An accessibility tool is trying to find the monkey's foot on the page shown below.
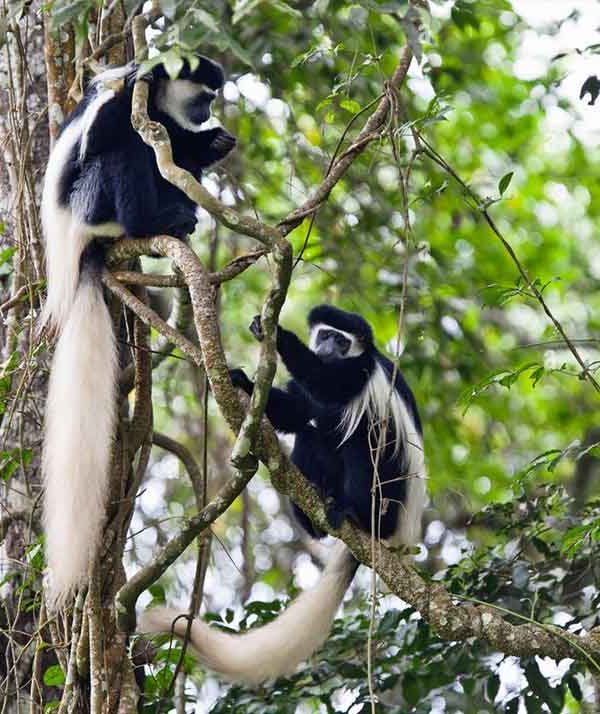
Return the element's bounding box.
[229,368,252,392]
[325,499,349,530]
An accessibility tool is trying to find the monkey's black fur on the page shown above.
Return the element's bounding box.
[59,56,235,240]
[231,305,423,539]
[41,54,236,605]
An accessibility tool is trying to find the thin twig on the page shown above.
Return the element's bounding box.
[152,432,204,509]
[0,284,32,313]
[111,248,267,288]
[57,590,86,714]
[115,458,257,632]
[279,45,413,234]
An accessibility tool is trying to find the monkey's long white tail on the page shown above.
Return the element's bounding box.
[139,542,358,686]
[43,267,118,607]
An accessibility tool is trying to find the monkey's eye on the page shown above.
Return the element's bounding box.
[335,334,351,353]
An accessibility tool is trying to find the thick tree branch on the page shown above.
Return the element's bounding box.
[127,291,153,457]
[102,270,204,366]
[260,429,600,666]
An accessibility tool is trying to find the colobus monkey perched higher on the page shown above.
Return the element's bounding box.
[141,305,426,685]
[42,55,235,606]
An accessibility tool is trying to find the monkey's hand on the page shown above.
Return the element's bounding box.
[209,127,237,161]
[168,217,197,240]
[249,315,264,342]
[229,368,253,395]
[325,498,349,531]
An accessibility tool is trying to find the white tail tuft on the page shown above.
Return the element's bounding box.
[139,542,357,686]
[43,277,118,607]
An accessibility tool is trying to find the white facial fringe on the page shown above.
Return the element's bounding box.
[308,323,364,358]
[339,360,411,459]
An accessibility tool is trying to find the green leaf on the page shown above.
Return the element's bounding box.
[148,583,166,604]
[377,608,404,636]
[451,0,480,30]
[340,98,361,114]
[265,0,301,18]
[43,665,65,687]
[337,662,366,679]
[0,246,16,277]
[498,171,514,196]
[402,671,420,706]
[161,51,184,79]
[486,673,500,702]
[192,8,219,32]
[356,0,405,12]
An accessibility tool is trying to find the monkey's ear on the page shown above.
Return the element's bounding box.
[249,315,264,342]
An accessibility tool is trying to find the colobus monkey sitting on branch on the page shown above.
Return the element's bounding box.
[141,305,426,686]
[42,54,236,606]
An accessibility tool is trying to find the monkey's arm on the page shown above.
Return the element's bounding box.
[230,369,315,433]
[274,326,372,404]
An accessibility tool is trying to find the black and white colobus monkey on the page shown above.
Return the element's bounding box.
[42,55,235,606]
[141,305,426,685]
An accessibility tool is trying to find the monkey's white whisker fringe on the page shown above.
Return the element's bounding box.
[340,361,409,458]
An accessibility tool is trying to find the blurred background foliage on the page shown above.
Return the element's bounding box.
[6,0,600,711]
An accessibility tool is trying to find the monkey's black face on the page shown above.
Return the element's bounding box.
[314,328,352,363]
[185,90,217,125]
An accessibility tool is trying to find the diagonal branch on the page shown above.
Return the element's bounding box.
[418,136,600,394]
[278,45,413,234]
[115,457,257,632]
[257,421,600,667]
